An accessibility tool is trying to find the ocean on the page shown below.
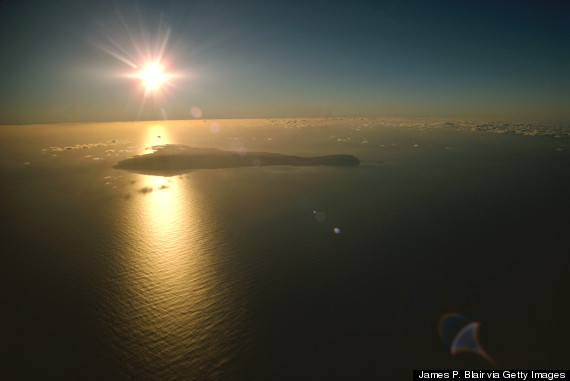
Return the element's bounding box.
[2,118,569,379]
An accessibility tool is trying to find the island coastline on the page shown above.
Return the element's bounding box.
[113,144,360,175]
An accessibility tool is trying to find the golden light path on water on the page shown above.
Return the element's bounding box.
[106,125,239,377]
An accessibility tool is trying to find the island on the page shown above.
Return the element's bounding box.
[113,144,360,175]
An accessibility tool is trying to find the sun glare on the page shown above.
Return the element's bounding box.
[91,12,184,117]
[139,63,165,91]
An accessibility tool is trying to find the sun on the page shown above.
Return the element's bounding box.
[139,63,166,91]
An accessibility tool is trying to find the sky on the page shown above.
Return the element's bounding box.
[0,0,568,124]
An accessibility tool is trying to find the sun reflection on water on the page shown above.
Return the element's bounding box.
[143,124,169,151]
[106,124,237,376]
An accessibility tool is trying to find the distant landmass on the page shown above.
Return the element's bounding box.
[113,144,360,175]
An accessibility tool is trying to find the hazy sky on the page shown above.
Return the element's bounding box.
[1,0,568,124]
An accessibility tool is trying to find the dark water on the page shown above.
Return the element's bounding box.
[2,119,569,379]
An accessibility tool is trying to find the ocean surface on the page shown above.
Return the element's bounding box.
[2,118,569,379]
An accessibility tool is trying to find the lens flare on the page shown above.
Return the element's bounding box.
[314,211,326,222]
[190,107,203,118]
[439,313,494,364]
[209,122,221,134]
